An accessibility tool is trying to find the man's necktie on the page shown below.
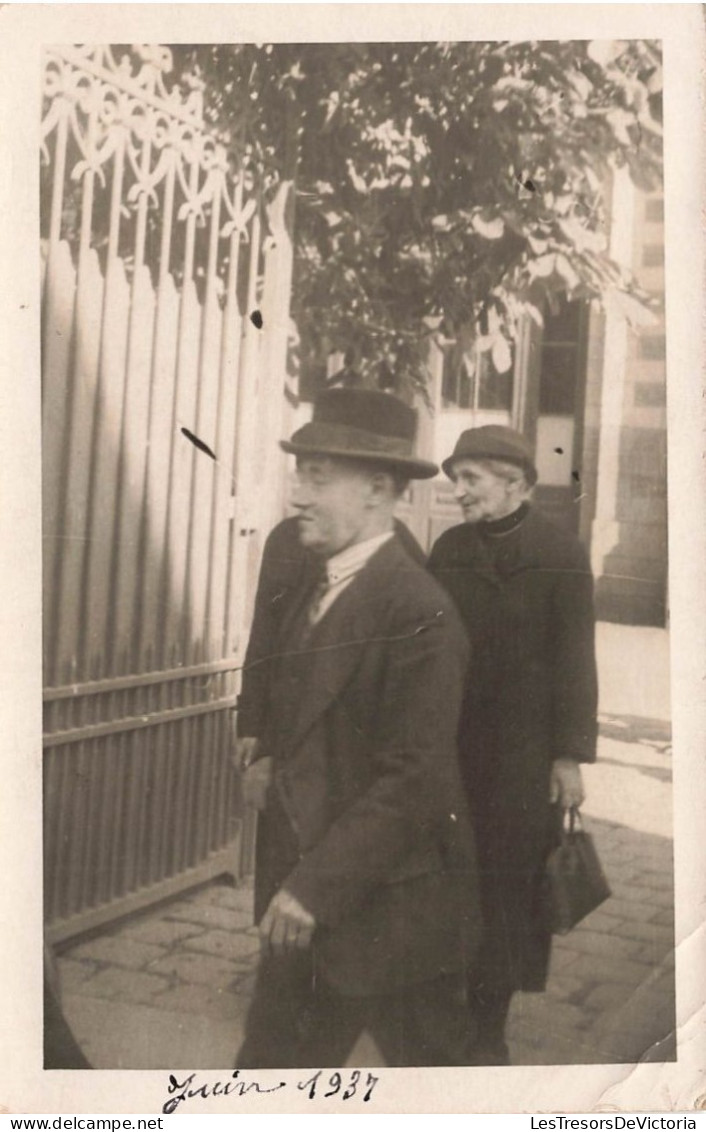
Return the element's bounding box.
[308,560,330,625]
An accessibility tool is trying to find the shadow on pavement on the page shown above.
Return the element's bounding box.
[508,813,675,1065]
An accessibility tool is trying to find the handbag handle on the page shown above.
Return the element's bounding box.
[562,805,583,837]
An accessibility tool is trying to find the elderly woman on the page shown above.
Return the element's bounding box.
[428,425,598,1065]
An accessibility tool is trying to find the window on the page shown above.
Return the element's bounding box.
[479,357,514,410]
[441,346,514,411]
[538,297,585,415]
[442,352,472,409]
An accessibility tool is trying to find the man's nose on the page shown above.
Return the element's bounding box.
[291,481,311,510]
[453,479,467,501]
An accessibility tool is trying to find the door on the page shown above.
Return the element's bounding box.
[533,298,589,533]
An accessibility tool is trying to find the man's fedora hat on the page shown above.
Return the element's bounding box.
[442,424,538,486]
[281,388,438,479]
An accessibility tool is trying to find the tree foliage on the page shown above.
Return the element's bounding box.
[174,40,663,394]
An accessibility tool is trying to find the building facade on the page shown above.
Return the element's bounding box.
[391,171,668,628]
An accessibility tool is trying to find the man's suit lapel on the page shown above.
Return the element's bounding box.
[276,561,319,645]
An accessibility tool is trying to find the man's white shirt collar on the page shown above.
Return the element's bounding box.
[325,530,394,587]
[310,530,394,625]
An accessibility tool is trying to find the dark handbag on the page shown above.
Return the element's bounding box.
[544,807,611,935]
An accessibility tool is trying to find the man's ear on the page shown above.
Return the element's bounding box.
[508,473,525,495]
[366,471,392,507]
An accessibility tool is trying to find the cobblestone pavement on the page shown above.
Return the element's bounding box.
[58,714,674,1070]
[58,625,674,1069]
[507,709,675,1066]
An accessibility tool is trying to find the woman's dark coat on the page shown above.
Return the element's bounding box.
[428,506,598,992]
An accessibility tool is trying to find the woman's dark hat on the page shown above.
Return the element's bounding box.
[281,388,438,479]
[442,425,538,485]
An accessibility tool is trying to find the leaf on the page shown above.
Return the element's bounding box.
[529,254,556,279]
[461,350,476,378]
[525,302,544,328]
[472,214,505,240]
[553,195,574,218]
[494,75,533,94]
[605,288,659,328]
[491,334,513,374]
[587,40,626,67]
[607,108,634,147]
[528,235,550,255]
[584,166,603,193]
[487,305,501,336]
[559,218,608,254]
[647,66,663,95]
[422,315,444,330]
[566,69,594,101]
[346,161,368,194]
[555,254,581,290]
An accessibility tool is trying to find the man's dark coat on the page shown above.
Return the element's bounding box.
[248,533,482,997]
[237,515,426,739]
[428,506,598,992]
[236,517,312,741]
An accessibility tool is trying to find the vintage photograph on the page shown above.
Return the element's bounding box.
[38,35,675,1076]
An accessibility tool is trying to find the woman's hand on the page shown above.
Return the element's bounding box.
[550,758,585,808]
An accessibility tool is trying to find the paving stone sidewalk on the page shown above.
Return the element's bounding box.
[58,710,675,1070]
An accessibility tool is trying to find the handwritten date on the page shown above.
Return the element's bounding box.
[163,1069,379,1113]
[298,1069,379,1102]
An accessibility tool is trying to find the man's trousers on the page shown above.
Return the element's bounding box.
[236,950,476,1068]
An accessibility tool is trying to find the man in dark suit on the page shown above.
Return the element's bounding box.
[235,389,481,1068]
[235,515,426,762]
[428,426,598,1065]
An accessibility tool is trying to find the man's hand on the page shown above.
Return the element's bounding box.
[241,756,273,810]
[233,736,260,772]
[259,889,316,956]
[550,758,585,808]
